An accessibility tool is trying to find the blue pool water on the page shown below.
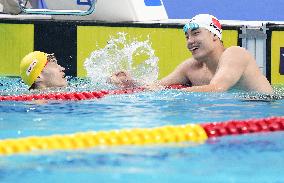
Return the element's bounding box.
[0,77,284,182]
[1,132,284,183]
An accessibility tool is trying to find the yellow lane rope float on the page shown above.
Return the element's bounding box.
[0,124,207,155]
[1,117,283,156]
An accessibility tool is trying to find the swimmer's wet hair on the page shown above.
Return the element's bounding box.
[47,53,57,63]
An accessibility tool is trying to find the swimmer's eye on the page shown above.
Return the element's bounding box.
[185,30,200,40]
[192,30,200,35]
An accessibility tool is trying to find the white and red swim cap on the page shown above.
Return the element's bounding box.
[183,14,222,40]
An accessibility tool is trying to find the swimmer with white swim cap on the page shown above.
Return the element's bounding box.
[111,14,273,94]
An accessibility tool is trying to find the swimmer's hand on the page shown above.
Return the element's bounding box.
[143,81,165,91]
[108,71,137,89]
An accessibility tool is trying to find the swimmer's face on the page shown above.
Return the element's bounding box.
[185,28,216,60]
[34,55,67,89]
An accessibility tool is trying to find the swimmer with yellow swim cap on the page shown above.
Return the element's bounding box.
[20,51,68,90]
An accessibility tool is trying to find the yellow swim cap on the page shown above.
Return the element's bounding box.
[20,51,48,87]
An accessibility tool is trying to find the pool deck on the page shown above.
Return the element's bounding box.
[1,14,284,27]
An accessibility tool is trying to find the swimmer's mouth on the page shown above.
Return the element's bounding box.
[189,46,199,52]
[61,72,66,78]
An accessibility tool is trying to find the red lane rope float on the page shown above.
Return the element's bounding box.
[201,116,284,138]
[0,116,283,155]
[0,85,186,102]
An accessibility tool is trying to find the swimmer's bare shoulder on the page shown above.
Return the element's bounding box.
[220,46,251,65]
[221,46,273,94]
[181,58,205,79]
[177,58,202,74]
[223,46,248,54]
[159,58,198,86]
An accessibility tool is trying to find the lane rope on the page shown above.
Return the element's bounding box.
[201,116,284,137]
[0,85,185,101]
[0,124,207,155]
[0,116,283,155]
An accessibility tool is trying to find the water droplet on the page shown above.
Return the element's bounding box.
[84,32,159,90]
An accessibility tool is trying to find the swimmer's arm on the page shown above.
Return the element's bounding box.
[182,47,249,92]
[181,84,221,92]
[147,60,192,90]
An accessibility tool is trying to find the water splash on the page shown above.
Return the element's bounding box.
[84,32,159,89]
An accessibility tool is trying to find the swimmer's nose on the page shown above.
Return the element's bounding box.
[187,36,195,44]
[59,65,65,71]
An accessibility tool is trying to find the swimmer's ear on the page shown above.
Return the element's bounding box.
[36,73,43,81]
[30,77,44,90]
